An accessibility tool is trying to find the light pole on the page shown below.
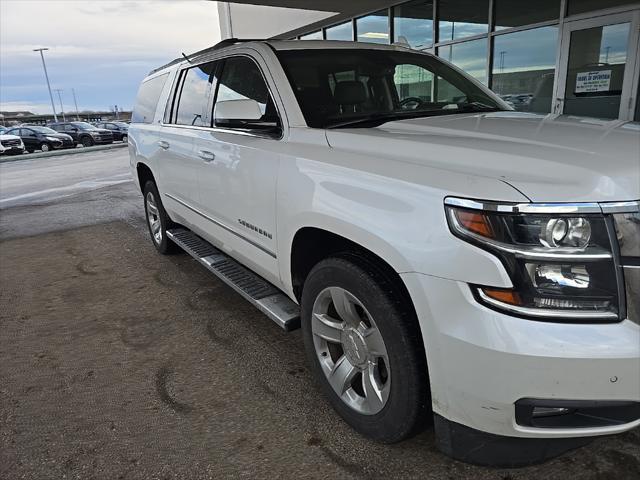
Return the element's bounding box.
[72,88,80,120]
[33,48,58,122]
[54,89,66,121]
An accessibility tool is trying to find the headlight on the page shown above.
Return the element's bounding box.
[445,197,621,321]
[45,136,61,142]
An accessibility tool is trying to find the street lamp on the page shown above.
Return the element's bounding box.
[33,48,58,122]
[54,89,66,121]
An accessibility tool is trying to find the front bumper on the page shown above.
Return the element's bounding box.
[401,272,640,440]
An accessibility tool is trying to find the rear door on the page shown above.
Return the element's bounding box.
[156,61,217,219]
[192,54,284,284]
[20,129,38,150]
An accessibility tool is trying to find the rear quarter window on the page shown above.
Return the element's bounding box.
[132,73,169,124]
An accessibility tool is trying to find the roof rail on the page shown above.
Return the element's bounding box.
[147,38,267,76]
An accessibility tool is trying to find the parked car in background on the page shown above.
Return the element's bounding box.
[93,121,129,142]
[49,121,113,147]
[0,131,25,155]
[130,39,640,468]
[5,126,73,152]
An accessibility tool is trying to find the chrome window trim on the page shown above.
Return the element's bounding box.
[476,288,619,320]
[445,207,612,260]
[160,122,264,138]
[445,196,640,214]
[164,193,277,258]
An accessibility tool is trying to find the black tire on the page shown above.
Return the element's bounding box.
[301,255,430,443]
[121,134,128,143]
[81,135,94,147]
[40,142,51,152]
[142,180,179,255]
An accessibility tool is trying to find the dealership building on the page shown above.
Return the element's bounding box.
[217,0,640,121]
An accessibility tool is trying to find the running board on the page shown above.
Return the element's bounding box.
[166,228,300,331]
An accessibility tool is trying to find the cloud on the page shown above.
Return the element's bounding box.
[0,0,221,112]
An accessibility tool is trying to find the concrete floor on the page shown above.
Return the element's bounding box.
[1,149,639,479]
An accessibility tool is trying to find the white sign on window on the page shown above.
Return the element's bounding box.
[575,70,611,93]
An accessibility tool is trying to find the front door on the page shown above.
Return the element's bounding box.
[554,11,640,120]
[192,54,283,285]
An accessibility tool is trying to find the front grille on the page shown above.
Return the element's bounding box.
[1,139,22,147]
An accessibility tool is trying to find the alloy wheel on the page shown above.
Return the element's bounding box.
[311,286,390,415]
[146,191,162,244]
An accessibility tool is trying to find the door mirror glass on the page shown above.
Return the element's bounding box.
[214,99,263,125]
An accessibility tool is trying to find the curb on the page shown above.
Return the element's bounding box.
[0,142,128,164]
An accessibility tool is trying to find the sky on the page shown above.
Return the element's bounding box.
[0,0,221,114]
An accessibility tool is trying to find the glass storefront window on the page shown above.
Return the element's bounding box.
[563,22,631,119]
[300,31,323,40]
[356,10,389,44]
[568,0,637,16]
[494,0,560,30]
[325,21,353,41]
[438,0,489,42]
[491,26,559,113]
[438,38,488,84]
[393,0,434,50]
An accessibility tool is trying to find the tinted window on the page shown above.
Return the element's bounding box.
[64,124,76,132]
[277,49,502,129]
[492,26,559,113]
[356,10,389,44]
[300,31,323,40]
[175,62,217,126]
[494,0,560,30]
[393,1,434,50]
[439,0,489,42]
[568,0,636,16]
[132,73,169,124]
[325,22,352,41]
[22,129,36,137]
[50,124,63,132]
[215,56,279,124]
[438,38,488,84]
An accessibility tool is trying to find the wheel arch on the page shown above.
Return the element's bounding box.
[136,162,156,193]
[289,226,416,316]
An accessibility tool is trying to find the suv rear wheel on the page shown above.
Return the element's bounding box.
[301,255,430,443]
[143,180,179,254]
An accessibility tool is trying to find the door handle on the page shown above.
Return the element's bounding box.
[198,150,216,162]
[157,140,170,150]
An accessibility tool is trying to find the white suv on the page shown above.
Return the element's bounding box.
[129,39,640,467]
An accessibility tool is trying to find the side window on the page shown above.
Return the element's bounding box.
[22,129,36,137]
[132,73,169,124]
[174,61,217,127]
[215,56,280,128]
[64,125,76,132]
[394,64,434,104]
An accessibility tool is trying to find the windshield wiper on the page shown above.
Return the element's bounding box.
[326,111,443,129]
[456,101,502,112]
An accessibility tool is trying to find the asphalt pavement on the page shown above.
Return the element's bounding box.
[1,148,639,479]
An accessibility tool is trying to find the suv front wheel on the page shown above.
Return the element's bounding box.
[81,136,94,147]
[301,255,430,443]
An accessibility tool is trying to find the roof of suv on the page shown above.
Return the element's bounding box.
[148,38,411,76]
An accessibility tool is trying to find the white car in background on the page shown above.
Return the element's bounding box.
[0,130,25,156]
[129,39,640,467]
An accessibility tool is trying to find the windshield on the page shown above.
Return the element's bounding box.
[71,122,98,130]
[276,49,505,129]
[31,126,58,134]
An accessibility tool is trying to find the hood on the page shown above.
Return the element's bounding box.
[48,133,72,140]
[0,134,22,141]
[325,112,640,203]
